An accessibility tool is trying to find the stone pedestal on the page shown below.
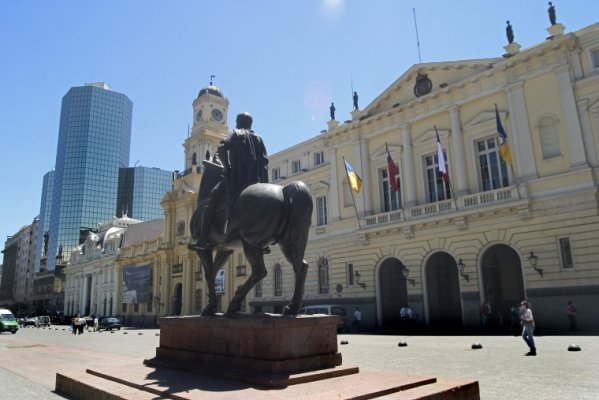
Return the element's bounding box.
[547,23,565,39]
[503,42,521,57]
[351,109,361,120]
[147,314,343,375]
[55,314,481,398]
[327,119,339,130]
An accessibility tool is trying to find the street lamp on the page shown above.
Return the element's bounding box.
[527,251,543,277]
[354,270,366,290]
[458,259,469,283]
[401,267,416,286]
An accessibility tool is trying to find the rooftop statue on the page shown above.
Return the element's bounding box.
[506,20,514,44]
[548,2,557,25]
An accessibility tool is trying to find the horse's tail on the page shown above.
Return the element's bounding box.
[280,181,313,249]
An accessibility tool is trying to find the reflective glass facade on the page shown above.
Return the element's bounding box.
[34,170,54,272]
[47,84,132,269]
[116,166,173,221]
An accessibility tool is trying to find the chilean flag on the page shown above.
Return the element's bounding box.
[386,143,399,192]
[436,127,449,182]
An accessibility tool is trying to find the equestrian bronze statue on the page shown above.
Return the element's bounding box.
[189,112,313,316]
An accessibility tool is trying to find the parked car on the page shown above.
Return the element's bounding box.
[36,316,51,327]
[0,309,19,334]
[24,317,37,326]
[98,317,122,331]
[298,305,349,332]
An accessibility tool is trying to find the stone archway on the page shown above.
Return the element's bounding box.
[173,283,183,316]
[480,244,524,332]
[378,257,408,330]
[425,252,463,329]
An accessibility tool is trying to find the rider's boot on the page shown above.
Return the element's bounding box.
[188,210,214,251]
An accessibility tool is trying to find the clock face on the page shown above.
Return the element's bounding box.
[211,108,224,122]
[196,109,202,122]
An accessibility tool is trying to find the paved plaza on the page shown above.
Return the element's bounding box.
[0,325,596,399]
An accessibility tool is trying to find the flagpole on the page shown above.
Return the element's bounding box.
[343,156,362,230]
[496,104,521,199]
[505,112,521,199]
[435,125,459,211]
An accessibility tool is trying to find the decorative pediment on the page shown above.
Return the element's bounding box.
[463,110,507,131]
[370,143,402,160]
[413,128,450,147]
[362,59,499,118]
[311,181,330,195]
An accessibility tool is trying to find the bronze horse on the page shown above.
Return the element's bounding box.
[190,160,313,316]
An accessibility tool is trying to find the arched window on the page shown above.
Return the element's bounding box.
[274,264,283,296]
[538,115,561,159]
[318,257,330,294]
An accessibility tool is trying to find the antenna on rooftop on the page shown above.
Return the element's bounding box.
[413,8,422,64]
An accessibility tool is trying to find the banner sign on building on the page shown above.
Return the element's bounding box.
[122,264,152,304]
[215,268,225,294]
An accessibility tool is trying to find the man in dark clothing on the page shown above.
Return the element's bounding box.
[189,112,268,251]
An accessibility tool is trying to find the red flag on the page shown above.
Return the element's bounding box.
[436,128,449,182]
[386,144,398,192]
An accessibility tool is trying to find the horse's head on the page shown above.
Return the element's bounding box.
[199,159,224,200]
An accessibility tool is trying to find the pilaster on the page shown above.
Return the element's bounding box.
[555,66,588,168]
[506,82,537,180]
[448,106,469,195]
[401,123,417,207]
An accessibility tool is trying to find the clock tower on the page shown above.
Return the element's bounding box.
[184,84,229,173]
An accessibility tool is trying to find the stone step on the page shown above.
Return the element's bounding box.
[55,364,479,400]
[383,378,480,400]
[55,370,159,400]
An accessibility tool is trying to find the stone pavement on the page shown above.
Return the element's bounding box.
[1,325,597,399]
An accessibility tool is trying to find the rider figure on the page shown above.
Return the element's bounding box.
[189,112,269,251]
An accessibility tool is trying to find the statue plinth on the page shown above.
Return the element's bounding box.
[144,313,353,387]
[547,23,565,39]
[351,109,361,120]
[327,119,339,130]
[503,42,521,57]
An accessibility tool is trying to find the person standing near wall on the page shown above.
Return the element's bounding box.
[520,300,536,356]
[567,300,578,331]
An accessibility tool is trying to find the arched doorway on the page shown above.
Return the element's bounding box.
[173,283,183,316]
[480,244,524,332]
[378,257,408,330]
[425,252,463,329]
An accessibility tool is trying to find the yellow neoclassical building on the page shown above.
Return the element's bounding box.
[118,20,599,333]
[249,21,599,333]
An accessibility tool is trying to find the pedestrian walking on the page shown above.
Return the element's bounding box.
[353,307,362,331]
[567,300,578,331]
[520,300,536,356]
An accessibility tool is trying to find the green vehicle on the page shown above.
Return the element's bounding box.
[0,308,19,334]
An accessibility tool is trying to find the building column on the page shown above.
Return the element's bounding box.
[448,106,469,195]
[577,99,598,167]
[328,146,340,222]
[506,83,537,180]
[81,274,89,315]
[354,138,373,216]
[401,123,417,207]
[163,259,172,315]
[555,66,588,168]
[183,255,194,314]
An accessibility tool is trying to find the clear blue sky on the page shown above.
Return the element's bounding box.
[1,0,598,246]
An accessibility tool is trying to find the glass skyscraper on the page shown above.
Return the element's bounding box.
[116,166,173,221]
[46,83,132,270]
[33,170,54,272]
